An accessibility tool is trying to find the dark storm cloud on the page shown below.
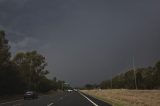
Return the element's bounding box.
[0,0,160,86]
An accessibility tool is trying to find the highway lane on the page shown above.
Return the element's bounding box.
[0,91,111,106]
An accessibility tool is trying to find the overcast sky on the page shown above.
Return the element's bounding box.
[0,0,160,87]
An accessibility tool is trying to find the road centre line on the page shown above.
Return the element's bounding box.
[79,92,99,106]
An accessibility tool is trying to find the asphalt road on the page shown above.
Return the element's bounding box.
[0,91,111,106]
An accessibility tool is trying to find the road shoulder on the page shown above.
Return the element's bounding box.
[79,91,112,106]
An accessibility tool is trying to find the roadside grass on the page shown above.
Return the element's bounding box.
[81,90,124,106]
[81,89,160,106]
[86,92,123,106]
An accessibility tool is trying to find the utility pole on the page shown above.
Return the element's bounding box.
[133,57,138,89]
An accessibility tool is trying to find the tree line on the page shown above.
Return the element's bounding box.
[84,60,160,90]
[0,30,68,96]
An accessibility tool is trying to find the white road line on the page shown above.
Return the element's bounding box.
[47,102,54,106]
[0,99,23,105]
[79,92,99,106]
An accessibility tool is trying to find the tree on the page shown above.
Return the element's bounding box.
[124,70,135,89]
[154,61,160,88]
[13,51,49,90]
[0,30,60,94]
[136,68,144,89]
[143,67,154,89]
[0,30,26,95]
[84,84,98,89]
[112,74,125,89]
[0,30,12,95]
[0,30,10,67]
[100,80,111,89]
[38,76,54,92]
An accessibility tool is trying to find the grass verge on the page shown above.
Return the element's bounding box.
[81,90,124,106]
[81,89,160,106]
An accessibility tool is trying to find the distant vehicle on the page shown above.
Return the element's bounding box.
[73,89,78,92]
[67,89,73,92]
[24,91,38,100]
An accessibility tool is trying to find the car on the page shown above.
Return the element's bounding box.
[67,89,73,92]
[73,89,78,92]
[24,91,38,100]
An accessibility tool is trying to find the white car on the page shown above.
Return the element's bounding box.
[67,89,73,92]
[73,89,78,92]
